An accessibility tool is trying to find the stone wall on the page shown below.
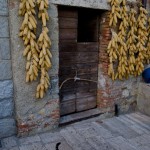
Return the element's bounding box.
[0,0,16,138]
[0,0,145,138]
[97,12,140,115]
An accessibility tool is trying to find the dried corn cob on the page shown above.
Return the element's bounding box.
[36,0,52,98]
[19,0,39,82]
[126,8,137,75]
[108,0,121,27]
[135,6,148,76]
[116,0,129,79]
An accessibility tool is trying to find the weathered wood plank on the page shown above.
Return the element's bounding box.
[59,43,77,52]
[60,100,76,116]
[59,29,77,40]
[59,18,78,29]
[59,63,98,76]
[77,43,99,52]
[58,7,78,18]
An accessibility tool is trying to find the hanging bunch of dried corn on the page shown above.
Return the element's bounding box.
[19,0,51,99]
[115,0,129,80]
[146,18,150,64]
[19,0,40,82]
[118,0,128,40]
[135,6,148,76]
[108,0,149,79]
[126,8,137,75]
[108,0,121,27]
[107,0,121,80]
[36,0,52,98]
[107,31,119,80]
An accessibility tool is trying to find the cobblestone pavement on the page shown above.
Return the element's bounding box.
[0,112,150,150]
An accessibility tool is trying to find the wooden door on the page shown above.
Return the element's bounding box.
[59,6,99,116]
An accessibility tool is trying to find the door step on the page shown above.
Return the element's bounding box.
[59,108,102,126]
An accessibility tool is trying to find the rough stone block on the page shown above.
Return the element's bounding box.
[48,76,59,97]
[49,51,59,76]
[19,135,41,145]
[19,142,46,150]
[0,98,14,119]
[0,38,10,60]
[0,0,8,16]
[48,4,58,18]
[40,131,63,144]
[45,140,72,150]
[0,80,13,99]
[49,17,58,41]
[0,17,9,37]
[0,118,16,138]
[0,61,12,80]
[9,147,20,150]
[49,0,110,10]
[2,136,18,149]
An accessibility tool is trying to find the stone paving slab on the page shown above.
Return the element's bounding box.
[106,136,137,150]
[102,117,140,139]
[87,136,115,150]
[45,140,72,150]
[1,112,150,150]
[2,136,17,148]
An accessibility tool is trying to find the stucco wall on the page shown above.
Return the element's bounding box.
[9,0,59,136]
[137,83,150,116]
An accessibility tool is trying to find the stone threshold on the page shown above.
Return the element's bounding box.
[59,108,102,126]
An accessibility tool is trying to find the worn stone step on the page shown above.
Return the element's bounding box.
[126,114,150,131]
[136,112,150,120]
[91,122,113,139]
[116,115,150,135]
[128,134,150,147]
[60,128,84,150]
[60,108,102,125]
[131,113,150,126]
[101,117,140,139]
[45,140,72,150]
[87,136,115,150]
[65,126,96,150]
[106,136,137,150]
[39,132,64,144]
[19,142,46,150]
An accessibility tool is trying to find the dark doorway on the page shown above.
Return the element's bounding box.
[59,6,100,117]
[78,8,99,42]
